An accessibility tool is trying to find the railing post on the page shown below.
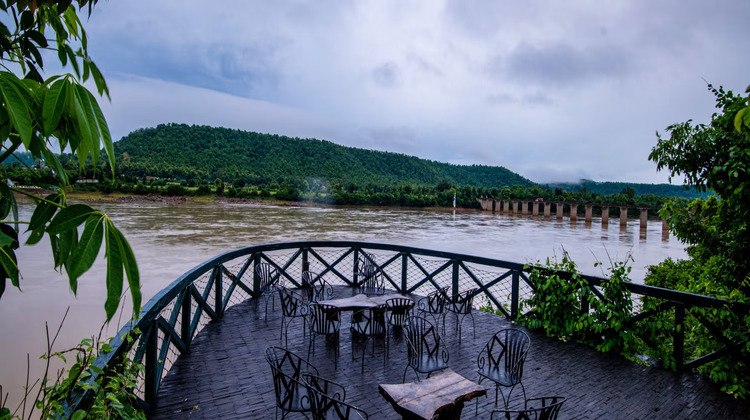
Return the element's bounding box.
[401,252,408,293]
[511,271,519,320]
[214,265,223,318]
[302,248,310,287]
[674,303,685,371]
[353,249,360,287]
[452,259,459,300]
[144,320,158,408]
[252,253,261,295]
[181,289,191,349]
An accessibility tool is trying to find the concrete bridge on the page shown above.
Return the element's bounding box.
[477,198,668,237]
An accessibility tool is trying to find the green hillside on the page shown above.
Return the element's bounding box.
[113,123,534,188]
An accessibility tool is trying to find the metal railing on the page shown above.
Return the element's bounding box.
[64,241,750,413]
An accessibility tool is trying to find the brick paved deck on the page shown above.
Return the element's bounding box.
[149,287,748,419]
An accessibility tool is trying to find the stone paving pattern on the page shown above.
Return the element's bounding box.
[149,287,749,419]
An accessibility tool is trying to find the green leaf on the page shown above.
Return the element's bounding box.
[85,87,113,175]
[42,78,69,136]
[0,72,33,147]
[104,222,124,320]
[42,147,69,185]
[70,83,92,166]
[57,228,78,269]
[111,223,140,314]
[0,246,19,287]
[735,108,747,133]
[47,204,95,234]
[28,193,60,232]
[69,214,104,282]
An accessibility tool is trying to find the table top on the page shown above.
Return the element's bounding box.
[378,368,487,420]
[318,293,410,311]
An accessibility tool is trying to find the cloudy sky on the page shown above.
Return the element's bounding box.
[78,0,748,184]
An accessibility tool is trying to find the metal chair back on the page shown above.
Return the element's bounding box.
[264,347,319,419]
[403,316,449,382]
[490,396,566,420]
[303,373,369,420]
[303,270,333,302]
[308,303,342,368]
[478,328,531,408]
[386,297,415,328]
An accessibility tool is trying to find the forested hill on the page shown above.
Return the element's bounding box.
[113,123,534,188]
[548,180,709,200]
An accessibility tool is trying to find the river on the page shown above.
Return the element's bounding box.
[0,199,687,411]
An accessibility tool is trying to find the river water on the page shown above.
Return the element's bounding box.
[0,199,687,410]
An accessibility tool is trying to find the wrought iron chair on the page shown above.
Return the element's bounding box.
[444,288,477,344]
[385,297,415,332]
[350,304,388,374]
[477,328,531,409]
[264,346,319,420]
[308,303,342,368]
[403,316,449,382]
[416,286,448,334]
[278,286,309,347]
[303,270,333,302]
[302,373,369,419]
[357,252,384,295]
[489,396,566,420]
[256,262,281,321]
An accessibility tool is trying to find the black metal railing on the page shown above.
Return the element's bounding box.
[63,241,750,414]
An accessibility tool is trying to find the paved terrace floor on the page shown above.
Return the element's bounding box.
[149,287,748,419]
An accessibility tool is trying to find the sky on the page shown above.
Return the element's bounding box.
[74,0,749,184]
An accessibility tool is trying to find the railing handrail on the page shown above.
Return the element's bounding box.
[63,241,750,415]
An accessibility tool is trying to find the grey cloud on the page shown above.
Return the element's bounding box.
[499,43,632,87]
[372,62,401,88]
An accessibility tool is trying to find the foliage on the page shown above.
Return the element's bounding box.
[649,83,750,293]
[0,1,140,321]
[519,251,594,341]
[112,123,535,189]
[0,313,145,419]
[645,82,750,397]
[644,258,750,398]
[519,253,644,360]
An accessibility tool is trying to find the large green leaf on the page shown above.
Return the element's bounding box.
[75,84,101,166]
[110,224,141,313]
[27,193,60,232]
[0,246,19,288]
[69,214,104,283]
[0,72,33,147]
[56,228,78,270]
[42,78,69,136]
[85,87,114,175]
[70,83,92,167]
[104,221,124,320]
[47,203,95,234]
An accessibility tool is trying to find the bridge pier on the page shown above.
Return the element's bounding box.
[556,202,564,220]
[620,207,628,226]
[570,204,578,221]
[532,201,539,217]
[662,218,669,241]
[503,200,510,213]
[544,203,550,219]
[602,207,609,225]
[521,201,528,215]
[585,204,593,223]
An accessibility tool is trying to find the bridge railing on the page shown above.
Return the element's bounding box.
[63,241,749,413]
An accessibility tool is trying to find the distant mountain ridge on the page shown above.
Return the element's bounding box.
[108,123,704,199]
[113,123,534,188]
[546,180,709,200]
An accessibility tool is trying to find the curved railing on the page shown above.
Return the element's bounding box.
[64,241,750,413]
